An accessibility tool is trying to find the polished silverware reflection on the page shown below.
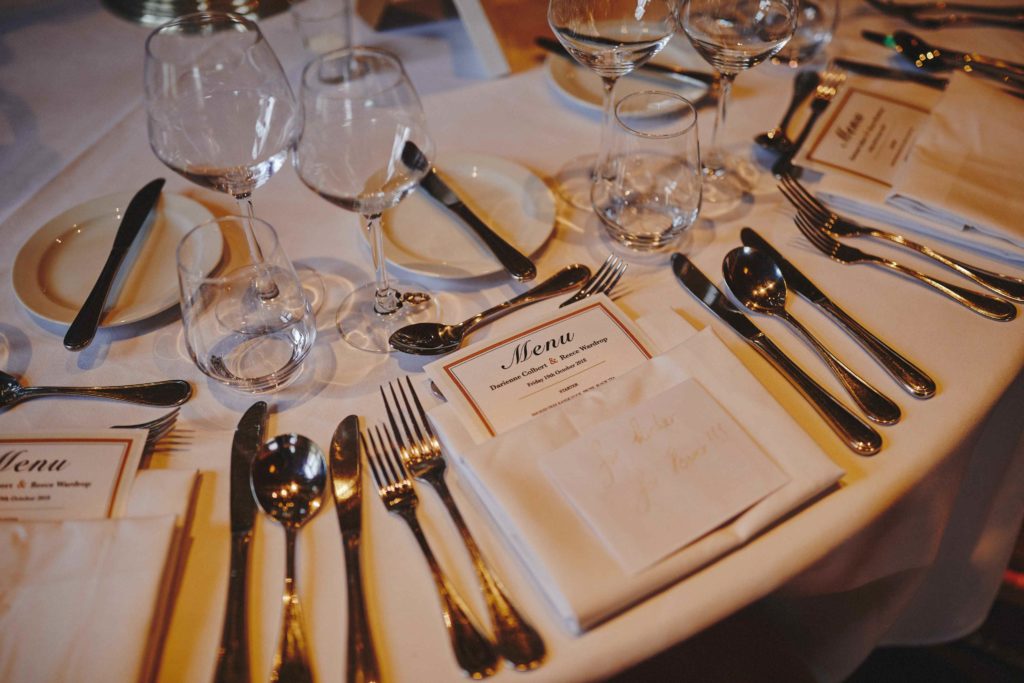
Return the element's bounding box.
[251,434,327,683]
[779,175,1024,302]
[363,423,500,679]
[380,378,546,670]
[724,246,902,425]
[793,214,1017,321]
[0,370,191,411]
[740,228,936,398]
[755,70,820,154]
[560,255,627,308]
[388,264,591,355]
[772,69,846,177]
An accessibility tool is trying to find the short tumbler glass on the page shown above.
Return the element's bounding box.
[177,216,316,393]
[592,91,702,250]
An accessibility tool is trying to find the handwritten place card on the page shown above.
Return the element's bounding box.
[542,379,789,575]
[426,296,653,437]
[800,88,930,186]
[0,432,144,521]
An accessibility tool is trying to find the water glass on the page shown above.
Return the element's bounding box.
[177,216,316,393]
[592,91,702,250]
[773,0,839,66]
[289,0,353,55]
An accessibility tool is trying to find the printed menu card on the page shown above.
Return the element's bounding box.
[426,297,653,438]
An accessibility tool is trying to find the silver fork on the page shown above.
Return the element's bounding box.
[381,378,546,671]
[363,423,500,679]
[112,408,180,451]
[560,255,627,307]
[793,213,1017,321]
[773,69,846,177]
[778,174,1024,302]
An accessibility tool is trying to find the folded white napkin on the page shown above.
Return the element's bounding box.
[428,310,844,632]
[0,469,198,683]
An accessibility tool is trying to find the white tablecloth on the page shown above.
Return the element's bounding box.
[1,2,1023,681]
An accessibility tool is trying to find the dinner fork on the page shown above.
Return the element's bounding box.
[793,213,1017,321]
[112,408,180,451]
[363,424,500,679]
[773,69,846,177]
[778,175,1024,302]
[560,255,627,308]
[381,378,546,670]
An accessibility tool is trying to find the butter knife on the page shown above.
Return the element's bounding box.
[671,253,882,456]
[329,415,381,683]
[63,178,165,351]
[740,228,936,399]
[214,401,268,683]
[401,142,537,282]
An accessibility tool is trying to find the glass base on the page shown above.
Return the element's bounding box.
[336,280,439,353]
[700,152,761,213]
[553,153,599,210]
[295,265,326,316]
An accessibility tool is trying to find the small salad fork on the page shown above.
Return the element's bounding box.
[561,254,627,307]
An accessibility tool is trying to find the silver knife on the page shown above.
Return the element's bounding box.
[670,253,882,456]
[214,401,268,683]
[330,415,381,683]
[64,178,165,351]
[740,228,936,399]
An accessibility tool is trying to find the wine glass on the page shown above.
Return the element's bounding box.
[294,47,438,353]
[681,0,797,203]
[144,12,323,309]
[548,0,677,208]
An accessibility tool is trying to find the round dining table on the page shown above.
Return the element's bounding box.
[1,1,1023,681]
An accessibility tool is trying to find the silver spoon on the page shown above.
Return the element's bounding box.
[389,263,591,355]
[723,247,902,426]
[755,70,820,154]
[0,370,191,411]
[251,434,327,683]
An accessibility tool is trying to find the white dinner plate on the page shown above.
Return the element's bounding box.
[12,191,218,327]
[544,41,713,114]
[380,152,556,280]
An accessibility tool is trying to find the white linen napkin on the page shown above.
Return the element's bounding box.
[886,73,1024,254]
[0,468,198,683]
[427,309,844,633]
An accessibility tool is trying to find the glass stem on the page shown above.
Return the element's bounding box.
[235,194,279,300]
[595,75,619,180]
[365,212,401,316]
[706,71,736,177]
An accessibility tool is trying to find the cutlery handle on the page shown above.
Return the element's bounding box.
[341,534,381,683]
[274,529,316,683]
[399,509,499,679]
[462,264,591,336]
[429,474,546,670]
[451,203,537,282]
[63,246,131,351]
[25,379,193,405]
[751,334,882,455]
[875,231,1024,302]
[819,299,936,398]
[214,533,253,683]
[779,311,901,425]
[874,258,1017,321]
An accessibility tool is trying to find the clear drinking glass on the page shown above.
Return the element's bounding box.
[294,47,438,353]
[592,90,702,250]
[772,0,839,67]
[548,0,677,208]
[289,0,353,55]
[177,216,316,393]
[681,0,796,202]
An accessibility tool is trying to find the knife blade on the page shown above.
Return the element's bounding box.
[329,415,381,683]
[833,58,948,90]
[670,253,882,456]
[214,400,268,683]
[535,36,717,87]
[63,178,165,351]
[739,228,936,399]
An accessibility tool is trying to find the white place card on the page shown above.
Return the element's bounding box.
[0,431,145,521]
[799,87,930,186]
[427,296,653,437]
[542,379,790,575]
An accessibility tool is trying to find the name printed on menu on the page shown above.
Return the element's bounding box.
[427,299,652,437]
[0,435,143,521]
[805,89,930,185]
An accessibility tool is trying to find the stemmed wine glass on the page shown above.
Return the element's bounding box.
[144,12,322,309]
[681,0,797,203]
[294,47,438,353]
[548,0,677,208]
